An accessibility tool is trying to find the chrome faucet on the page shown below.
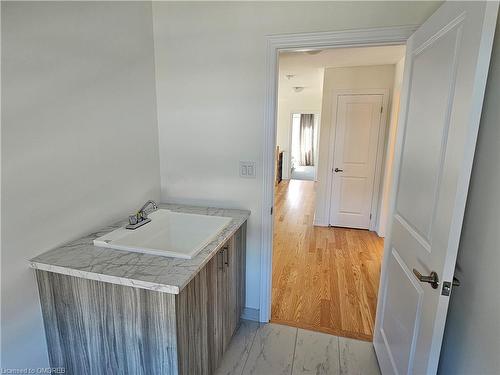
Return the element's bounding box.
[126,200,158,230]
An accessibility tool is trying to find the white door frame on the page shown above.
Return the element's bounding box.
[260,26,417,322]
[326,89,390,231]
[287,110,321,181]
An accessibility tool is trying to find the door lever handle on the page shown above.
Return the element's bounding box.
[413,268,439,289]
[334,168,344,172]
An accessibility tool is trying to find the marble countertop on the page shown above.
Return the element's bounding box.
[29,204,250,294]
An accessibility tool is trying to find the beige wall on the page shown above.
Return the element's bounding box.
[315,64,395,226]
[1,2,160,367]
[378,57,405,237]
[438,12,500,375]
[152,1,441,311]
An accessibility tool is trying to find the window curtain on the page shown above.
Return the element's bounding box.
[299,114,315,166]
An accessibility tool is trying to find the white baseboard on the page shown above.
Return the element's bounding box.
[313,219,329,227]
[241,307,260,322]
[313,212,329,227]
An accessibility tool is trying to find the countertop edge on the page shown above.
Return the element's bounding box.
[28,204,250,295]
[29,261,181,294]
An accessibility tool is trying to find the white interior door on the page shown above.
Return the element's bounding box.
[329,94,383,229]
[374,2,498,375]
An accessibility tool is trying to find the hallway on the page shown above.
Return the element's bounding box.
[271,180,384,340]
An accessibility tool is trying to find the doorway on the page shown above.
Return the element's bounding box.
[289,113,319,181]
[271,45,406,340]
[264,4,496,373]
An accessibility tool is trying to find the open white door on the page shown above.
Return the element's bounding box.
[374,2,498,375]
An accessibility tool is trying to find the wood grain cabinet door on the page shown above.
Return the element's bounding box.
[225,236,239,345]
[219,225,247,357]
[213,247,227,367]
[177,225,247,375]
[226,227,246,337]
[205,254,221,375]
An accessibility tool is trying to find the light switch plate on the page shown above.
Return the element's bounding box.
[240,161,256,178]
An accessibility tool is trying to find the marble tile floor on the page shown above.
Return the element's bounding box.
[215,320,381,375]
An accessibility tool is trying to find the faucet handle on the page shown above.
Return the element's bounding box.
[129,214,139,225]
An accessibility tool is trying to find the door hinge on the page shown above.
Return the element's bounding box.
[370,213,372,219]
[380,106,383,113]
[270,206,273,215]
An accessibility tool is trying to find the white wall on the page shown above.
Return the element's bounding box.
[276,91,323,179]
[152,1,441,311]
[1,2,160,368]
[276,67,324,179]
[438,12,500,375]
[378,57,405,237]
[314,64,395,226]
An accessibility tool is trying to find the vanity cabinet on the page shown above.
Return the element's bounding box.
[35,223,246,375]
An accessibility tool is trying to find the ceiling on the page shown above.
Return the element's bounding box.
[278,45,406,96]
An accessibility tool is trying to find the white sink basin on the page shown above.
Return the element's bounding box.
[93,209,231,259]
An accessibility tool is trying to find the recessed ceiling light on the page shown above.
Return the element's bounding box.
[295,49,323,55]
[285,74,296,80]
[293,86,305,93]
[305,49,323,55]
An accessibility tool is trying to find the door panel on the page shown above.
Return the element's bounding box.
[374,2,498,374]
[343,102,373,163]
[339,177,366,214]
[380,249,423,375]
[396,23,461,241]
[330,94,383,229]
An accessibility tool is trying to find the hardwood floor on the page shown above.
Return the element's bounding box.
[271,180,384,341]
